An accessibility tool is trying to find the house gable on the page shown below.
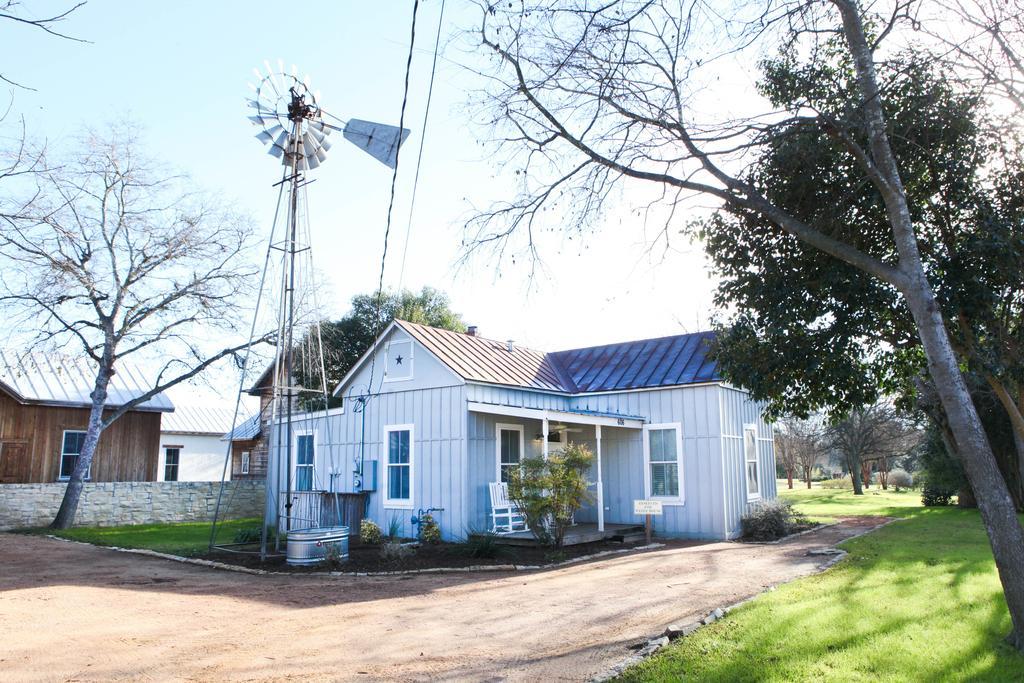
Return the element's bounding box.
[333,322,464,400]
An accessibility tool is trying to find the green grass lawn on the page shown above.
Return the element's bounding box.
[778,479,924,520]
[618,482,1024,682]
[33,517,261,557]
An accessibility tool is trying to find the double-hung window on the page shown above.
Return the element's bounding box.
[496,424,523,483]
[295,434,314,491]
[58,430,89,481]
[384,425,413,507]
[744,424,760,499]
[644,423,684,503]
[240,451,251,475]
[163,447,180,482]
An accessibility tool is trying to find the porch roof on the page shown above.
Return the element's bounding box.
[467,400,645,429]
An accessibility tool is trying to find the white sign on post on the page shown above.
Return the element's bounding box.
[633,499,663,516]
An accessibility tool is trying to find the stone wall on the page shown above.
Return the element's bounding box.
[0,480,265,529]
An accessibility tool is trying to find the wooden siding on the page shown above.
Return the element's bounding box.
[0,391,161,483]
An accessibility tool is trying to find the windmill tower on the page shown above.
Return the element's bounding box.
[215,61,410,560]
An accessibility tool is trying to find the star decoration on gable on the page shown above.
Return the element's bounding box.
[395,355,404,365]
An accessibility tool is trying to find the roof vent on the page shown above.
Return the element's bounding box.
[467,325,478,337]
[506,339,514,352]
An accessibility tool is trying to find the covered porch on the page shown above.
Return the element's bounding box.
[468,401,646,534]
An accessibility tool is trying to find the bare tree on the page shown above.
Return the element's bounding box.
[469,0,1024,648]
[1,1,88,90]
[777,416,827,489]
[0,126,267,528]
[828,403,918,493]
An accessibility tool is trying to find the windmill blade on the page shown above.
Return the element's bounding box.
[342,118,411,169]
[255,130,274,145]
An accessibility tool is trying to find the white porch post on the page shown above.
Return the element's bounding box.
[542,415,550,460]
[596,424,604,532]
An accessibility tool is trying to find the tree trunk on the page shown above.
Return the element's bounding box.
[847,453,864,495]
[861,460,872,490]
[787,468,794,489]
[50,364,111,529]
[904,289,1024,650]
[804,465,813,488]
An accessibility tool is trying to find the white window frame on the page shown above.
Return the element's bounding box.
[495,423,525,483]
[382,338,414,383]
[744,423,761,501]
[163,446,181,482]
[293,429,316,492]
[58,429,91,481]
[240,450,251,475]
[642,422,685,505]
[383,423,414,508]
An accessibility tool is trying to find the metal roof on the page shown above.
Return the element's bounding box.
[396,320,570,392]
[550,331,720,392]
[393,321,720,394]
[222,413,261,441]
[162,405,244,435]
[0,350,174,412]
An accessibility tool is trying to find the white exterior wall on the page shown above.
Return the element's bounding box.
[157,433,231,482]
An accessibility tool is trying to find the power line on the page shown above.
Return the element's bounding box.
[397,0,446,291]
[366,0,422,395]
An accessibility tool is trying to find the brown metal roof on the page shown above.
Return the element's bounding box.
[395,320,569,392]
[395,320,721,394]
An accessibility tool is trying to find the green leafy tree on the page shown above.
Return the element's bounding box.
[506,443,593,548]
[294,287,464,408]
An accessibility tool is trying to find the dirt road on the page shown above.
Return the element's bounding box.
[0,521,884,682]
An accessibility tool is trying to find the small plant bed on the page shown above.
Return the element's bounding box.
[204,536,668,574]
[737,499,821,543]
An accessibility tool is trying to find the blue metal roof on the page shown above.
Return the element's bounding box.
[550,331,720,393]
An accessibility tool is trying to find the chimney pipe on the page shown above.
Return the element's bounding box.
[467,325,478,337]
[506,340,514,352]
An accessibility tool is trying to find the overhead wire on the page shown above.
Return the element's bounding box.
[397,0,446,292]
[365,0,423,398]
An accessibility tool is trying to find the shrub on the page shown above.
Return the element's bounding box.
[455,529,510,559]
[741,499,800,541]
[380,541,414,563]
[922,481,955,506]
[507,442,594,548]
[360,519,382,545]
[386,514,403,541]
[418,513,441,544]
[820,475,853,489]
[888,468,913,491]
[233,526,262,544]
[320,542,346,570]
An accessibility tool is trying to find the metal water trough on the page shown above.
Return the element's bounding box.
[286,525,350,566]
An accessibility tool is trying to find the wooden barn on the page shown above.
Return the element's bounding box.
[0,352,173,484]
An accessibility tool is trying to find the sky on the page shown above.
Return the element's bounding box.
[0,1,743,405]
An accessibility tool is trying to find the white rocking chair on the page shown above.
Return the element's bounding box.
[489,482,527,534]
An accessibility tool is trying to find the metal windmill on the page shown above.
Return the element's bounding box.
[243,60,410,557]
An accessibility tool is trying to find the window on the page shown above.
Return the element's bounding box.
[384,425,413,507]
[163,448,180,482]
[383,338,413,382]
[744,424,760,499]
[241,450,251,475]
[295,434,314,491]
[496,424,523,483]
[643,423,683,503]
[58,430,89,480]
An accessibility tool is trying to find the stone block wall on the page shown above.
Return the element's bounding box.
[0,480,265,529]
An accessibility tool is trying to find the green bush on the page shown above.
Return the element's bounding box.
[507,442,594,548]
[232,526,262,544]
[454,529,511,559]
[418,513,441,544]
[360,519,382,545]
[820,475,853,489]
[922,481,955,506]
[386,514,403,540]
[741,499,801,541]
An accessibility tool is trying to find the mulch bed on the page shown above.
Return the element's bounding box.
[204,538,653,573]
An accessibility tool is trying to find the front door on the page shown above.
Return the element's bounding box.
[0,441,28,483]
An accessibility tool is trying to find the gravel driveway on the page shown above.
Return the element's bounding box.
[0,520,884,682]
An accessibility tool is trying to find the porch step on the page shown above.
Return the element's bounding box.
[615,531,648,544]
